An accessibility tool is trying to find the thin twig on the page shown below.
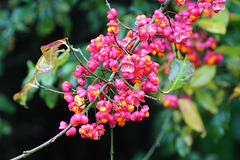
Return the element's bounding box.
[105,0,111,10]
[72,47,88,63]
[10,124,72,160]
[10,82,110,160]
[113,33,131,55]
[36,80,65,95]
[116,19,137,32]
[143,109,172,160]
[100,89,123,108]
[145,94,161,102]
[110,127,114,160]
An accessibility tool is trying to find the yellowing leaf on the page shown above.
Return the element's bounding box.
[13,75,37,108]
[178,98,206,133]
[13,38,68,107]
[35,55,54,75]
[229,84,240,100]
[40,38,67,65]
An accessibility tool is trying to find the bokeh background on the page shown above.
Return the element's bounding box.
[0,0,240,159]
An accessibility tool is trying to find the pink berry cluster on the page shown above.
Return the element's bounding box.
[159,0,226,14]
[59,0,226,140]
[162,31,224,75]
[178,32,223,66]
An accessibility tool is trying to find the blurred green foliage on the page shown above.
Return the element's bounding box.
[0,0,240,160]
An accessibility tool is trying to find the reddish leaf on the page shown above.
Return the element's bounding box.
[13,38,68,107]
[229,84,240,100]
[35,55,57,75]
[40,38,67,64]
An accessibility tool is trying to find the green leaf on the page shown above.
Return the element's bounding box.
[209,111,230,140]
[214,45,240,55]
[181,126,193,147]
[57,14,72,36]
[232,115,240,142]
[211,7,229,27]
[226,55,240,78]
[36,4,55,37]
[229,13,240,22]
[188,65,216,88]
[0,118,13,137]
[55,49,70,71]
[206,80,217,91]
[195,88,218,114]
[23,61,36,84]
[38,70,56,87]
[39,89,58,109]
[37,16,55,36]
[175,135,191,157]
[178,98,206,133]
[231,0,240,6]
[0,93,16,114]
[11,6,36,32]
[167,56,195,93]
[196,19,226,34]
[215,89,225,106]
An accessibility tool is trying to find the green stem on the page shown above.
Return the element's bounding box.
[113,33,131,55]
[105,0,111,10]
[110,127,114,160]
[100,89,123,108]
[158,86,167,95]
[172,42,184,60]
[143,109,172,160]
[10,124,72,160]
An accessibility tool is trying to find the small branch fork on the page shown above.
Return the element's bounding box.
[35,80,65,95]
